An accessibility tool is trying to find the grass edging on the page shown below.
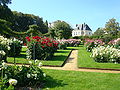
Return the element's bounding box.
[79,67,120,71]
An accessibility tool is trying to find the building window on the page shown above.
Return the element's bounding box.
[81,31,84,35]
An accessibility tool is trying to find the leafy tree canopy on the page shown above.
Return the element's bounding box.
[11,11,48,34]
[104,18,119,36]
[53,20,72,39]
[0,5,13,22]
[93,28,105,37]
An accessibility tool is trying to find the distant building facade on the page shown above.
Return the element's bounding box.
[72,23,92,37]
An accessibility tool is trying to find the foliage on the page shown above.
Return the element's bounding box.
[0,19,42,37]
[93,28,105,37]
[91,46,120,63]
[53,20,72,39]
[0,60,46,88]
[8,38,23,57]
[46,28,57,39]
[11,11,48,34]
[26,36,59,60]
[0,5,13,22]
[105,18,119,36]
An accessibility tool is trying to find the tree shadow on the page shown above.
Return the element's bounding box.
[56,50,70,53]
[51,55,66,61]
[44,75,68,89]
[15,53,26,59]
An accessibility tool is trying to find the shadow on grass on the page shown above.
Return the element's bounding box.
[51,55,66,61]
[15,53,26,59]
[56,50,70,53]
[44,75,68,89]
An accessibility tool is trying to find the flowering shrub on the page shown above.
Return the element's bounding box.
[108,38,120,49]
[58,39,81,49]
[65,39,81,47]
[84,39,104,52]
[57,40,67,49]
[0,36,11,61]
[8,38,23,57]
[26,36,59,60]
[91,46,120,63]
[0,60,46,88]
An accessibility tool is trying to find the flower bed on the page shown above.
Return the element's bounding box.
[26,36,59,60]
[58,39,81,49]
[84,39,104,52]
[108,38,120,49]
[91,46,120,63]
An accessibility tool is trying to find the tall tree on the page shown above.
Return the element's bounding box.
[0,5,13,22]
[53,20,72,39]
[11,11,48,34]
[104,18,119,36]
[93,28,105,37]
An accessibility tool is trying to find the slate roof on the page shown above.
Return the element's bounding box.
[76,23,92,31]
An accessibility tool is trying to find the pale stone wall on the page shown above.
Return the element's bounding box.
[72,30,92,37]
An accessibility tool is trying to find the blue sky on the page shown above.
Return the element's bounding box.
[8,0,120,32]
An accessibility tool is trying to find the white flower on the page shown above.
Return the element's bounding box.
[29,61,32,64]
[9,79,17,85]
[38,62,42,67]
[27,73,31,78]
[2,62,7,69]
[0,50,6,56]
[34,74,37,78]
[35,59,38,63]
[7,46,10,50]
[13,38,17,41]
[2,62,7,66]
[43,73,46,77]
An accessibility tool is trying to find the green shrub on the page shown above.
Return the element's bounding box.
[0,60,46,88]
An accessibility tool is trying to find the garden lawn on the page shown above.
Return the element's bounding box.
[7,47,71,66]
[78,45,120,69]
[43,69,120,90]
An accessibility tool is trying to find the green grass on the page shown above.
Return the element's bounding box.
[7,47,71,66]
[78,45,120,69]
[43,69,120,90]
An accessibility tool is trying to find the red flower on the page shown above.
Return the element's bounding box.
[49,43,53,47]
[24,43,27,46]
[26,37,31,42]
[42,46,45,48]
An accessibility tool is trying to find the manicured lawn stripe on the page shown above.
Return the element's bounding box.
[7,47,72,66]
[78,45,120,69]
[43,69,120,90]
